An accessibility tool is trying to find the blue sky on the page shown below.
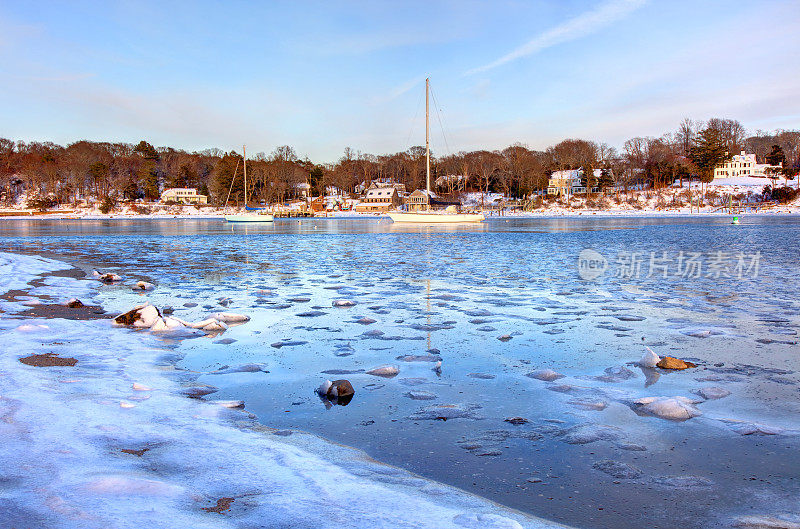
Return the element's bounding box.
[1,0,798,161]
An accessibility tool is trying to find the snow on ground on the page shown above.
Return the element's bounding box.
[0,252,564,529]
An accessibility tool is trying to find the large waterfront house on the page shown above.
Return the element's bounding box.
[354,186,401,212]
[713,152,781,179]
[404,189,462,211]
[160,188,208,204]
[546,169,602,196]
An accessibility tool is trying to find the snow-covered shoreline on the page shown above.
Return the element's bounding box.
[0,251,564,529]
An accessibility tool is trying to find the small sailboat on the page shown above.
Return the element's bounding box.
[224,145,274,223]
[388,79,484,224]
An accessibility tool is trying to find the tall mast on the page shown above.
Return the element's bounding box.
[425,77,430,211]
[243,144,247,206]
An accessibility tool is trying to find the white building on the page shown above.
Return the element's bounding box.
[713,152,781,179]
[160,188,208,204]
[546,169,602,196]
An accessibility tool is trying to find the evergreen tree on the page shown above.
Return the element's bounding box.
[690,127,729,183]
[598,168,614,192]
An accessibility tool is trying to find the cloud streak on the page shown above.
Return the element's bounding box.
[466,0,647,75]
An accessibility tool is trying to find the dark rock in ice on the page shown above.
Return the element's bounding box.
[465,309,493,317]
[408,403,483,421]
[526,369,564,381]
[618,443,648,451]
[567,398,608,411]
[694,387,731,400]
[271,340,308,348]
[272,430,293,436]
[66,299,84,308]
[366,364,399,378]
[180,385,219,398]
[397,354,442,362]
[497,334,512,342]
[468,373,496,380]
[596,324,632,332]
[476,326,497,332]
[162,305,174,314]
[615,315,646,321]
[288,297,310,303]
[362,329,385,337]
[476,450,502,457]
[297,310,326,317]
[321,369,364,375]
[356,317,376,325]
[403,390,437,400]
[183,302,198,308]
[590,366,636,383]
[504,417,528,425]
[19,353,77,367]
[562,424,623,444]
[209,363,269,375]
[651,475,713,489]
[592,459,642,479]
[213,338,237,345]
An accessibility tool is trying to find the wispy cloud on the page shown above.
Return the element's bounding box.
[466,0,648,75]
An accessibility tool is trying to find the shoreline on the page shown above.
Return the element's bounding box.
[0,250,564,529]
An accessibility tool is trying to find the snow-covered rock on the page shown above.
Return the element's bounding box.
[210,312,250,323]
[332,299,356,308]
[638,347,661,368]
[366,364,400,378]
[632,396,702,421]
[526,369,564,381]
[133,280,155,291]
[695,387,731,400]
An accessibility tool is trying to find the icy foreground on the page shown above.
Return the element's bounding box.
[0,253,561,529]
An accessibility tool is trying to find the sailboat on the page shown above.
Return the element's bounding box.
[388,78,485,224]
[224,145,274,222]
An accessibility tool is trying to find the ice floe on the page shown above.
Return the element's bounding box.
[631,396,702,421]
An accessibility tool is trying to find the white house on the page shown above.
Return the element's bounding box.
[713,152,781,179]
[546,169,603,196]
[160,188,207,204]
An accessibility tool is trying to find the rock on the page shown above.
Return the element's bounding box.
[720,419,784,436]
[657,356,697,370]
[317,379,354,406]
[467,373,496,379]
[433,360,442,375]
[695,386,731,400]
[396,354,442,362]
[162,305,174,314]
[504,417,528,425]
[526,369,564,381]
[651,475,713,489]
[66,298,84,308]
[19,353,78,367]
[497,334,512,342]
[210,312,250,323]
[210,363,268,374]
[366,364,399,378]
[409,403,483,421]
[93,270,122,283]
[112,304,162,328]
[638,347,661,368]
[592,365,636,383]
[592,459,643,479]
[632,396,702,421]
[562,424,623,444]
[332,299,356,308]
[567,398,608,411]
[202,497,235,514]
[403,390,437,400]
[180,385,219,398]
[133,280,155,291]
[356,317,376,325]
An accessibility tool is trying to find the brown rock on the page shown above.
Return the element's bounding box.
[329,379,355,398]
[656,356,697,370]
[120,448,149,457]
[67,299,84,308]
[19,353,77,367]
[202,497,234,514]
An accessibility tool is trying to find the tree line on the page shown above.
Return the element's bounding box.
[2,118,798,207]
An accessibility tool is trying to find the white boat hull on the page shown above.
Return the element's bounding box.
[224,214,274,222]
[388,211,485,223]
